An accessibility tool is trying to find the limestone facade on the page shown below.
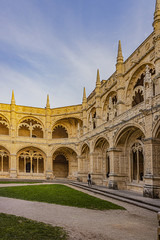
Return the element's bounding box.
[1,0,160,198]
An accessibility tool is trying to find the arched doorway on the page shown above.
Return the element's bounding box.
[115,125,145,186]
[131,142,144,182]
[53,154,68,178]
[52,147,78,179]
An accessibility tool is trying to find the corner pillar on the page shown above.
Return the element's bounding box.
[143,138,160,198]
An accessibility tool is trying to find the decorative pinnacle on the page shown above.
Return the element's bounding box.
[11,90,15,105]
[82,87,87,103]
[155,0,160,12]
[154,0,160,28]
[46,94,50,108]
[117,40,123,64]
[96,69,101,87]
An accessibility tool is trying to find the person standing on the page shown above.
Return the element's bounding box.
[87,173,92,187]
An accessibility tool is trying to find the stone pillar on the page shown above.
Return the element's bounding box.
[108,148,126,190]
[108,148,119,189]
[10,153,17,178]
[89,152,103,185]
[46,155,53,180]
[143,138,160,198]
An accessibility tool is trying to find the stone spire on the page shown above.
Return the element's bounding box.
[46,94,50,109]
[117,40,123,64]
[153,0,160,30]
[82,87,87,103]
[11,90,15,105]
[155,0,160,12]
[96,69,101,88]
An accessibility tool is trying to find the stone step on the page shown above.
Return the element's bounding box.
[69,182,160,213]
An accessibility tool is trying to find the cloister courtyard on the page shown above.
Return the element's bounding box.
[0,182,158,240]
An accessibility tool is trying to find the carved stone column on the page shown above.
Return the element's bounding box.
[143,138,160,198]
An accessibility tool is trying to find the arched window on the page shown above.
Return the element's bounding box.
[18,148,44,174]
[0,116,9,135]
[52,125,68,138]
[18,118,43,138]
[131,142,144,182]
[89,108,96,129]
[132,89,144,107]
[0,148,9,172]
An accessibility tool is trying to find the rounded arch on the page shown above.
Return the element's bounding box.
[18,116,44,127]
[0,115,10,135]
[102,91,117,122]
[153,120,160,138]
[0,145,10,173]
[114,123,145,147]
[81,142,90,155]
[126,63,155,106]
[18,117,44,138]
[17,146,46,157]
[0,114,10,124]
[51,145,78,157]
[89,107,97,129]
[17,146,46,174]
[93,136,109,151]
[52,117,83,138]
[103,91,117,111]
[0,145,10,155]
[52,124,68,139]
[52,146,78,179]
[126,63,155,96]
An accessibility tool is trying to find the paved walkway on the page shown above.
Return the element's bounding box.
[69,181,160,211]
[0,183,158,240]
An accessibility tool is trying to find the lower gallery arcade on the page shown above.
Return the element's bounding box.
[0,117,160,199]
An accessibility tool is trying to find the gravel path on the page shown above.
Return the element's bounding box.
[0,184,157,240]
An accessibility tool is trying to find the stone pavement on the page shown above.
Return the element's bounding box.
[0,182,159,239]
[69,181,160,212]
[0,195,157,240]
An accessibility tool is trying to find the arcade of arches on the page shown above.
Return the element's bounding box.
[1,1,160,199]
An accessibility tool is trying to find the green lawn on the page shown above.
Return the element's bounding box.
[0,184,125,210]
[0,213,68,240]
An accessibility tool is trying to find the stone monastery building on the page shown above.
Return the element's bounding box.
[1,0,160,199]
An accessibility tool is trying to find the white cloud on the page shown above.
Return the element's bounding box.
[0,0,155,108]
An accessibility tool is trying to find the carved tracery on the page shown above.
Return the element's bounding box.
[0,148,9,172]
[18,148,44,173]
[18,118,43,138]
[52,125,68,138]
[0,116,9,135]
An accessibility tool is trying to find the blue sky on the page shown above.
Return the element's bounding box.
[0,0,155,108]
